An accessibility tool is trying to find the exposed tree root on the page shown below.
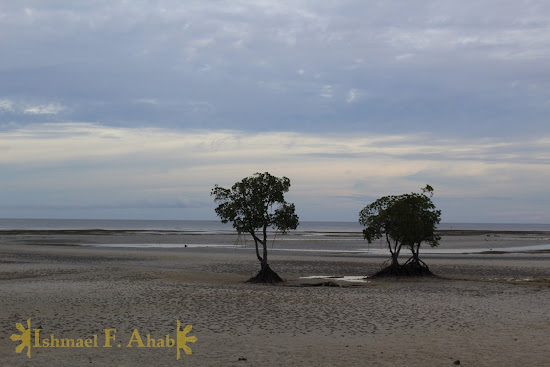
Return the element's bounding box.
[371,259,434,278]
[247,263,284,284]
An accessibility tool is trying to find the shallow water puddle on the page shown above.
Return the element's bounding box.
[483,277,536,282]
[300,275,370,283]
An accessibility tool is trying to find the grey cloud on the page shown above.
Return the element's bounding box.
[0,3,550,222]
[1,1,549,134]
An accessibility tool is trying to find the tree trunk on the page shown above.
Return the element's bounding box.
[247,226,284,283]
[391,251,399,266]
[262,224,268,263]
[410,242,420,262]
[387,234,401,266]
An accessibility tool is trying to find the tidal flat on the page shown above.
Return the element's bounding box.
[1,230,549,366]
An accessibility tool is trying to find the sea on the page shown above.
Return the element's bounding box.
[0,218,549,232]
[1,218,549,254]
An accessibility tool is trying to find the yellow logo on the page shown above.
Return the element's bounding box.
[10,318,197,360]
[10,318,32,358]
[176,320,198,360]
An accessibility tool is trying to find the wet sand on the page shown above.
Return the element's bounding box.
[1,228,549,252]
[1,231,549,366]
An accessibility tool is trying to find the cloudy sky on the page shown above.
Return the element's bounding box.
[1,0,549,222]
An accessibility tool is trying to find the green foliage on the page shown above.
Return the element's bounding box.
[359,185,441,264]
[211,172,299,236]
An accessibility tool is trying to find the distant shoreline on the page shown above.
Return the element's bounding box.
[1,228,550,236]
[1,218,549,232]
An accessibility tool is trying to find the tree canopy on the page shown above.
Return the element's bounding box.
[359,185,441,276]
[211,172,299,283]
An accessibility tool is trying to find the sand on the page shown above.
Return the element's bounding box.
[1,231,550,367]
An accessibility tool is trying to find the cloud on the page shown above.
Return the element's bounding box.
[346,89,358,103]
[23,103,65,115]
[0,1,549,136]
[0,100,66,116]
[134,98,158,105]
[6,123,550,221]
[395,53,414,62]
[320,85,333,98]
[0,99,15,112]
[1,123,548,222]
[2,122,547,170]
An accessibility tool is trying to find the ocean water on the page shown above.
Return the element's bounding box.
[1,218,549,254]
[0,218,549,232]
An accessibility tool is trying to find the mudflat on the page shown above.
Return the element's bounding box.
[1,232,549,366]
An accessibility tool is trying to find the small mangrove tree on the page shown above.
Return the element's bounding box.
[211,172,299,283]
[359,185,441,276]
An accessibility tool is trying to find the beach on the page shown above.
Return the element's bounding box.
[1,229,550,366]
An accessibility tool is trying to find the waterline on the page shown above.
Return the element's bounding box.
[79,243,550,253]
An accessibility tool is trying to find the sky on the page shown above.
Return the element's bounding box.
[0,0,549,223]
